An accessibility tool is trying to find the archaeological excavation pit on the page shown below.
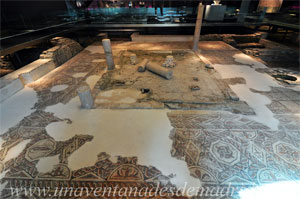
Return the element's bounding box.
[93,49,251,113]
[1,1,300,198]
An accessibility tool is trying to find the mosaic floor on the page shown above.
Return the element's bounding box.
[168,111,300,185]
[0,41,299,198]
[0,110,176,197]
[29,50,106,110]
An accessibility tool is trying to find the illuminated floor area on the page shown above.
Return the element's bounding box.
[0,41,299,198]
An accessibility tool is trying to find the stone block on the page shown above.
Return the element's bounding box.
[0,77,24,103]
[18,59,55,85]
[0,59,55,102]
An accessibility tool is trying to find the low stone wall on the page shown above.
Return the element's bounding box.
[0,59,55,102]
[200,33,263,47]
[40,37,83,66]
[18,59,56,85]
[0,75,23,103]
[0,37,82,103]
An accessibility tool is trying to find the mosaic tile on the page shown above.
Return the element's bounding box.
[266,101,290,114]
[0,111,185,199]
[167,111,300,196]
[253,87,300,114]
[1,45,299,198]
[28,51,106,110]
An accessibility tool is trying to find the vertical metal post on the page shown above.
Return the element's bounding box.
[238,0,251,23]
[192,3,204,52]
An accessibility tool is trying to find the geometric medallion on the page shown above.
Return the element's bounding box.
[25,138,56,161]
[273,141,300,167]
[210,140,240,166]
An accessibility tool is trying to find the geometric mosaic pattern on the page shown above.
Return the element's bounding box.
[1,152,179,198]
[168,110,300,196]
[251,87,300,114]
[1,50,186,198]
[0,110,92,178]
[1,49,186,198]
[0,110,180,198]
[1,41,299,198]
[29,50,106,110]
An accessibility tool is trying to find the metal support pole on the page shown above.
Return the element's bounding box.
[192,3,204,52]
[237,0,251,23]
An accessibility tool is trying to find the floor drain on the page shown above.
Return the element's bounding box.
[114,80,125,86]
[140,88,150,94]
[190,85,200,91]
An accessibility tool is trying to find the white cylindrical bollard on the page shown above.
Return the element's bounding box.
[146,62,173,80]
[77,85,94,109]
[102,39,115,70]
